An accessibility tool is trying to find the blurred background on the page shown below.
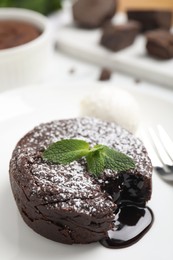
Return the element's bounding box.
[0,0,63,15]
[120,0,173,10]
[0,0,173,14]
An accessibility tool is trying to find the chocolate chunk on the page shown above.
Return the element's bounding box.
[127,10,172,32]
[99,68,112,81]
[100,21,141,52]
[146,30,173,60]
[72,0,118,29]
[9,117,152,244]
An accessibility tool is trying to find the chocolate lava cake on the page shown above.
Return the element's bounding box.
[72,0,118,29]
[9,117,152,244]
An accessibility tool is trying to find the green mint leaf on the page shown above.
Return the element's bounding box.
[42,138,136,177]
[102,146,135,172]
[86,150,105,177]
[43,139,90,164]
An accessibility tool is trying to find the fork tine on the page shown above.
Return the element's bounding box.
[140,128,163,168]
[148,127,173,167]
[155,166,173,182]
[157,125,173,161]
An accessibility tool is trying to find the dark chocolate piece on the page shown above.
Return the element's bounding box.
[99,68,112,81]
[72,0,118,29]
[100,21,141,52]
[127,10,172,32]
[9,117,152,244]
[146,30,173,60]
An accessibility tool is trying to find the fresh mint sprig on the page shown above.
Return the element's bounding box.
[42,139,135,177]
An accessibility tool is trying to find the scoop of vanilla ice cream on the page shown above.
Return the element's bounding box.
[80,87,140,133]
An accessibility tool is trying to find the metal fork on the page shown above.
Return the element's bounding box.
[142,125,173,182]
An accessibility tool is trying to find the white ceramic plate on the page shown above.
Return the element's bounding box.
[0,82,173,260]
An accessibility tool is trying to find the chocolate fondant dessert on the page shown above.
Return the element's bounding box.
[0,20,41,50]
[146,30,173,60]
[100,21,141,52]
[9,117,152,244]
[72,0,118,29]
[127,10,172,32]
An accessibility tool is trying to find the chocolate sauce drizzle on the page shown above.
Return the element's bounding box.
[100,204,154,249]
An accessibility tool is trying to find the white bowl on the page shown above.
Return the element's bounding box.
[0,8,52,91]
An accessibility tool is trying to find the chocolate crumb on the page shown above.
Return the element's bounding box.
[99,68,112,81]
[68,68,76,74]
[134,78,141,84]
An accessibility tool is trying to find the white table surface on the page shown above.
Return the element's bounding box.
[1,46,172,97]
[28,48,173,96]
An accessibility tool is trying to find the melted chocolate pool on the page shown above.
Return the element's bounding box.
[100,205,154,249]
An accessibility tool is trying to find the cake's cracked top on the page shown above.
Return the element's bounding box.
[10,117,152,217]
